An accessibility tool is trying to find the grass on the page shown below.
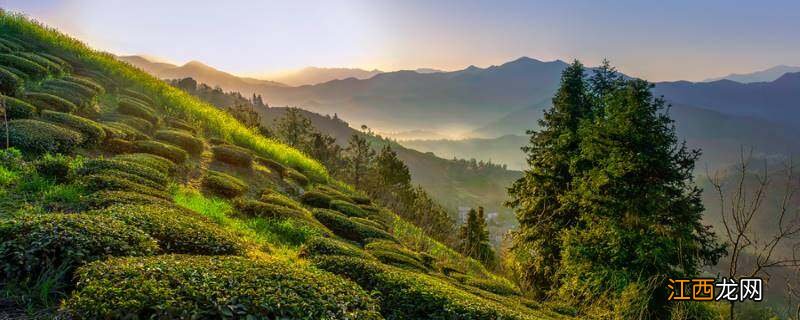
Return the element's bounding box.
[0,12,329,182]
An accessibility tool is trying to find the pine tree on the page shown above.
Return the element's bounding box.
[459,207,495,266]
[374,144,411,190]
[344,134,375,189]
[505,61,591,296]
[309,132,343,174]
[273,107,315,149]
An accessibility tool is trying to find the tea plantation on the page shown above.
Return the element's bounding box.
[0,12,570,319]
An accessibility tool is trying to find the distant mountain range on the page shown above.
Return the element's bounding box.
[269,67,383,86]
[704,65,800,83]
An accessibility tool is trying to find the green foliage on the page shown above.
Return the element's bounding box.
[81,190,171,209]
[285,168,309,185]
[79,158,168,186]
[113,152,176,174]
[101,113,154,133]
[299,236,372,259]
[7,119,83,155]
[17,52,64,75]
[100,121,147,141]
[42,78,96,99]
[1,95,35,119]
[35,153,75,183]
[458,207,495,267]
[330,199,369,218]
[259,192,303,211]
[0,165,19,186]
[0,53,48,78]
[40,183,86,212]
[62,255,382,319]
[300,190,333,208]
[314,256,537,320]
[101,138,133,154]
[312,208,395,243]
[63,76,104,95]
[89,204,244,255]
[343,134,375,189]
[22,92,77,113]
[202,170,246,198]
[451,274,521,297]
[117,96,157,124]
[165,117,195,133]
[121,88,154,106]
[365,240,427,271]
[245,217,325,247]
[232,198,307,221]
[256,156,286,176]
[132,140,188,163]
[40,110,106,146]
[351,217,386,230]
[0,66,21,95]
[273,107,315,149]
[154,129,203,155]
[211,144,253,167]
[0,213,157,280]
[82,174,170,199]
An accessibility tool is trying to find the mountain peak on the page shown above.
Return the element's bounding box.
[183,60,211,68]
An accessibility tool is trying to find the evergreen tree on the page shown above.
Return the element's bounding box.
[459,207,495,266]
[273,107,315,149]
[309,132,343,174]
[344,134,375,189]
[505,61,591,296]
[374,144,411,190]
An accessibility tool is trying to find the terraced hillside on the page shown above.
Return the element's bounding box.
[0,13,569,319]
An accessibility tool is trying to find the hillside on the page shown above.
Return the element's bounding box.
[269,66,383,86]
[0,13,567,319]
[703,65,800,83]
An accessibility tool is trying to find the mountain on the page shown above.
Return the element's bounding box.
[380,129,451,141]
[400,135,529,170]
[268,66,383,86]
[118,55,288,91]
[704,65,800,83]
[653,72,800,126]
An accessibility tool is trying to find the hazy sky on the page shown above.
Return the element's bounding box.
[2,0,799,81]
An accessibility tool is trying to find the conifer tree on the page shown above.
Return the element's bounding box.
[309,132,343,174]
[273,107,315,149]
[344,134,375,189]
[459,207,495,266]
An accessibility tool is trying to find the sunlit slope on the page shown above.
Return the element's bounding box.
[0,12,568,319]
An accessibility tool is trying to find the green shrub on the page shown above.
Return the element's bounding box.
[370,250,428,272]
[165,117,195,133]
[17,52,64,75]
[118,96,157,124]
[89,204,244,255]
[113,153,176,174]
[286,169,310,186]
[39,53,72,72]
[62,255,381,319]
[300,190,333,208]
[35,153,74,183]
[101,113,154,133]
[0,53,47,78]
[155,129,204,155]
[316,185,354,202]
[82,174,170,199]
[101,121,148,141]
[246,217,327,246]
[101,138,133,154]
[260,192,303,211]
[351,217,387,230]
[23,92,77,113]
[0,214,157,280]
[41,183,87,212]
[1,95,35,119]
[35,87,88,108]
[133,140,188,163]
[82,190,171,209]
[64,76,104,95]
[0,65,27,80]
[43,79,96,98]
[202,170,246,198]
[351,195,372,205]
[299,236,372,259]
[0,66,21,95]
[232,198,307,221]
[7,119,83,155]
[0,38,24,51]
[79,158,168,186]
[40,110,106,146]
[314,256,532,320]
[208,137,228,145]
[0,165,19,186]
[211,144,253,167]
[121,88,155,106]
[255,156,286,176]
[0,39,13,52]
[331,199,369,218]
[312,209,396,243]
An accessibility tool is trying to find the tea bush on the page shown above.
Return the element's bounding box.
[64,75,104,94]
[89,204,244,255]
[113,153,176,175]
[121,88,154,106]
[330,199,369,218]
[202,170,246,198]
[1,95,35,119]
[82,190,172,209]
[40,110,106,146]
[299,236,373,259]
[117,96,157,124]
[0,214,157,280]
[312,209,395,243]
[62,255,382,319]
[101,121,148,141]
[133,140,188,163]
[211,144,253,167]
[286,169,309,186]
[300,190,333,208]
[0,53,47,79]
[101,113,154,133]
[232,198,307,221]
[17,52,64,75]
[23,92,77,113]
[82,174,170,199]
[79,158,168,186]
[155,129,203,156]
[7,119,83,155]
[0,66,21,95]
[255,156,286,176]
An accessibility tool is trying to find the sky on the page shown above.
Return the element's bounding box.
[1,0,799,81]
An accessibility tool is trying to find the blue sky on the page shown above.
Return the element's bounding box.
[2,0,798,81]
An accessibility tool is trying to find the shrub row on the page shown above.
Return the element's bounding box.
[43,78,97,98]
[23,92,77,113]
[40,110,106,146]
[255,156,286,176]
[232,198,308,222]
[312,209,395,244]
[82,190,172,209]
[0,38,23,52]
[202,170,247,198]
[89,204,244,255]
[365,240,427,271]
[113,153,176,175]
[133,140,188,163]
[211,144,253,167]
[1,95,35,119]
[121,88,155,106]
[82,174,170,199]
[0,53,47,79]
[35,87,88,109]
[453,275,522,297]
[299,236,373,260]
[64,75,104,95]
[62,255,381,319]
[79,158,168,186]
[330,199,369,218]
[17,52,64,75]
[165,117,195,133]
[260,192,303,211]
[101,113,153,133]
[314,256,533,320]
[118,96,157,124]
[286,169,310,186]
[7,119,83,155]
[100,121,148,141]
[0,214,157,281]
[155,129,204,155]
[0,66,21,95]
[300,190,333,208]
